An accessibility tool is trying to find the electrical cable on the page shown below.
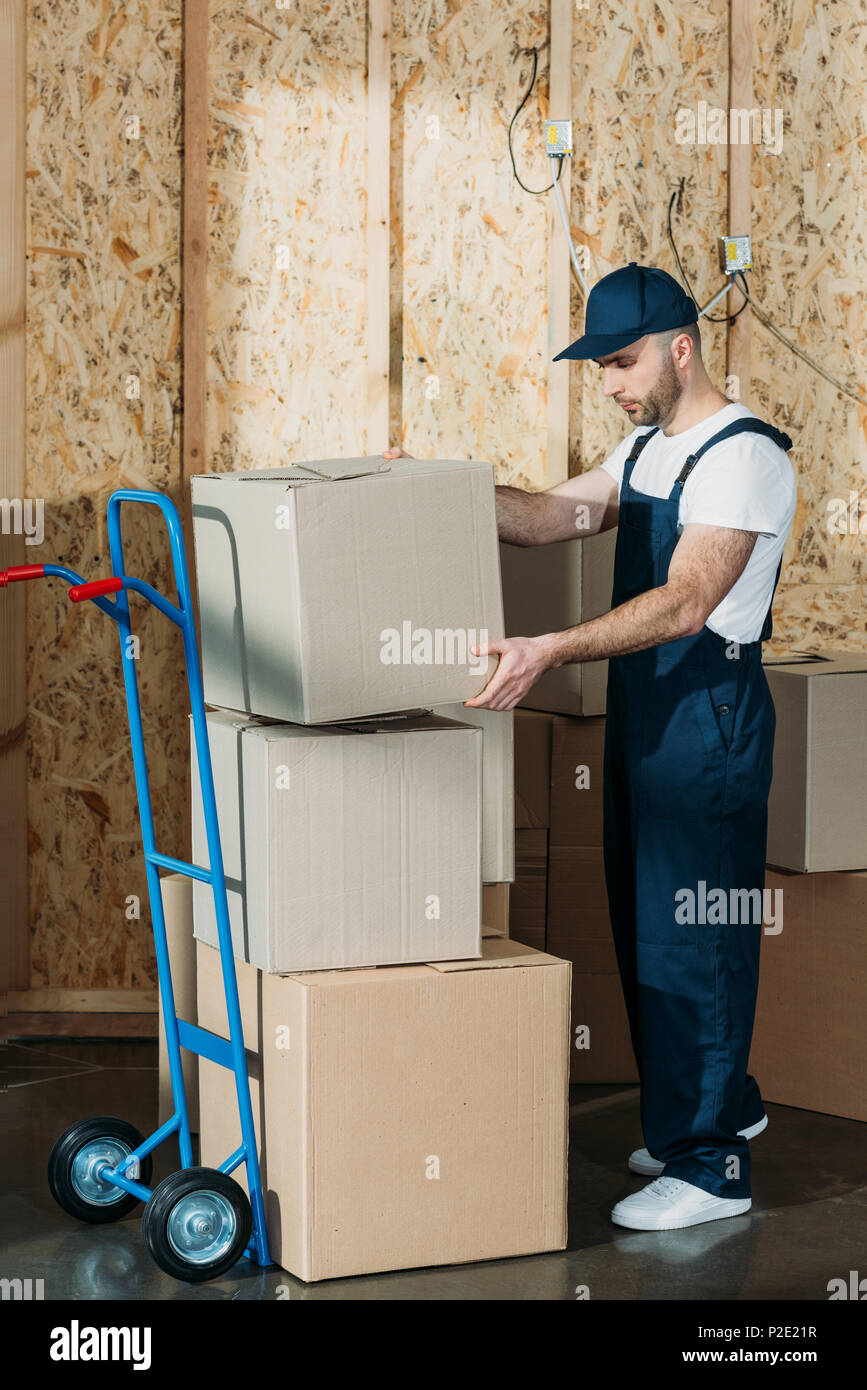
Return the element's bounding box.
[508,47,564,195]
[734,272,867,408]
[667,184,748,324]
[669,183,866,405]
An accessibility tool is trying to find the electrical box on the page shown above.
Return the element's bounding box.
[718,235,753,274]
[546,120,573,157]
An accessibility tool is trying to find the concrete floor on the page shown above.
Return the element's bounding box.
[5,1039,865,1301]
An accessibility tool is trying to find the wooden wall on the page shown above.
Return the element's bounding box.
[18,0,185,1009]
[10,0,864,1011]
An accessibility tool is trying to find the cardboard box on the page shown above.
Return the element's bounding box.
[763,650,867,871]
[191,457,505,724]
[191,708,483,973]
[748,868,867,1121]
[482,882,510,938]
[510,828,548,952]
[514,709,554,828]
[549,716,606,848]
[499,530,614,715]
[196,937,570,1281]
[431,703,514,882]
[157,873,200,1131]
[546,845,638,1083]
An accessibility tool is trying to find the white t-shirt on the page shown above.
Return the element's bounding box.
[599,402,797,644]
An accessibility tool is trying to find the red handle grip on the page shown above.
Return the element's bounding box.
[0,564,45,587]
[69,578,124,603]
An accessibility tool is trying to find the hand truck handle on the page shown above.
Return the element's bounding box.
[68,578,124,603]
[0,563,46,587]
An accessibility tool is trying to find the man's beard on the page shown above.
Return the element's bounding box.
[620,356,683,427]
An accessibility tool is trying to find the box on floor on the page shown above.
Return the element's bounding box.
[191,457,504,724]
[196,936,570,1281]
[191,708,483,973]
[749,867,867,1122]
[547,845,638,1084]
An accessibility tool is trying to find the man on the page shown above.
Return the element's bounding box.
[384,261,797,1231]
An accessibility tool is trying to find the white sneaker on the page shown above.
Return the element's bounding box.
[627,1113,768,1176]
[611,1176,752,1230]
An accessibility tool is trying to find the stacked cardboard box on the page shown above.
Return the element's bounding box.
[746,649,867,1118]
[196,935,569,1282]
[512,709,638,1084]
[175,456,567,1278]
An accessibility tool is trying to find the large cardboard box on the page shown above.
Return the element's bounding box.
[510,828,548,952]
[157,873,199,1131]
[191,708,483,973]
[432,703,514,882]
[514,709,553,829]
[549,716,606,848]
[749,868,867,1121]
[191,457,505,724]
[764,650,867,871]
[546,845,638,1084]
[499,531,614,715]
[196,937,570,1281]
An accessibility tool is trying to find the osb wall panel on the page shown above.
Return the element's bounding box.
[26,1,184,988]
[394,3,551,484]
[567,2,730,482]
[205,0,370,470]
[751,0,866,652]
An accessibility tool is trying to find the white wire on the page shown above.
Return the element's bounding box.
[550,161,591,296]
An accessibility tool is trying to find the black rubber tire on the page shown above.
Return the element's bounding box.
[48,1116,153,1224]
[141,1167,253,1284]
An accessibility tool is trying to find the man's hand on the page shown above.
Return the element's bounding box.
[463,636,553,711]
[381,446,415,460]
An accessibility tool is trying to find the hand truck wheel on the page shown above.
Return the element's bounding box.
[141,1168,253,1283]
[48,1116,153,1224]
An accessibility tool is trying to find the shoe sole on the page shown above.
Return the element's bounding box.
[627,1115,769,1176]
[611,1198,752,1231]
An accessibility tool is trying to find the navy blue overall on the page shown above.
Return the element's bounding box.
[602,417,793,1199]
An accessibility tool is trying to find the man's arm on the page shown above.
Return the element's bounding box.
[541,523,759,665]
[463,523,759,710]
[496,467,619,545]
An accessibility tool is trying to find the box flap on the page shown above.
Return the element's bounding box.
[426,937,566,971]
[763,648,867,675]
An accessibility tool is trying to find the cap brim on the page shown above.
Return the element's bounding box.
[552,330,647,362]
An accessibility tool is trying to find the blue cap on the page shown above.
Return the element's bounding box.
[553,262,698,361]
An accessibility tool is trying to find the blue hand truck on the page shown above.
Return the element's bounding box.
[2,490,272,1284]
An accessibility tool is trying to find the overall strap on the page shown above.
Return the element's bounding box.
[622,427,658,489]
[667,416,794,645]
[671,418,794,494]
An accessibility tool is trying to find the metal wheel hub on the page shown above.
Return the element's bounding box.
[70,1138,131,1206]
[167,1191,237,1265]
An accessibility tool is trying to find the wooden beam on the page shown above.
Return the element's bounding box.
[9,988,158,1012]
[0,0,28,992]
[367,0,391,451]
[181,0,208,500]
[727,0,752,403]
[546,0,573,487]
